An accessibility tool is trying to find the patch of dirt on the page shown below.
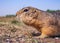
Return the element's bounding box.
[0,17,60,43]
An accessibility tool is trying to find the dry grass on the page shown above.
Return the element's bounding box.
[0,16,60,43]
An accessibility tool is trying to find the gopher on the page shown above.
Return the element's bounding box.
[16,6,60,38]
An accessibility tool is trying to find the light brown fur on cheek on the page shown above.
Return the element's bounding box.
[23,16,43,27]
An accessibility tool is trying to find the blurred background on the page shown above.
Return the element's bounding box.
[0,0,60,16]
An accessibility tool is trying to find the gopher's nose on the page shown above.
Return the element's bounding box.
[16,16,20,21]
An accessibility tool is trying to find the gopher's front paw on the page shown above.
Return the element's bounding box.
[34,34,48,38]
[39,34,48,38]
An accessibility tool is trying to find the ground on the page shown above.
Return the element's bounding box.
[0,16,60,43]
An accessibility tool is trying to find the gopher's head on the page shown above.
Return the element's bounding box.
[16,7,42,25]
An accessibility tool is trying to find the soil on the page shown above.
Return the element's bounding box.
[0,17,60,43]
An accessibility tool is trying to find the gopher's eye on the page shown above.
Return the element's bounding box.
[24,9,28,12]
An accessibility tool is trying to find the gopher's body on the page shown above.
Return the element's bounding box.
[16,7,60,38]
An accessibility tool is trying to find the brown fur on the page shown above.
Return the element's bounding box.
[16,7,60,38]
